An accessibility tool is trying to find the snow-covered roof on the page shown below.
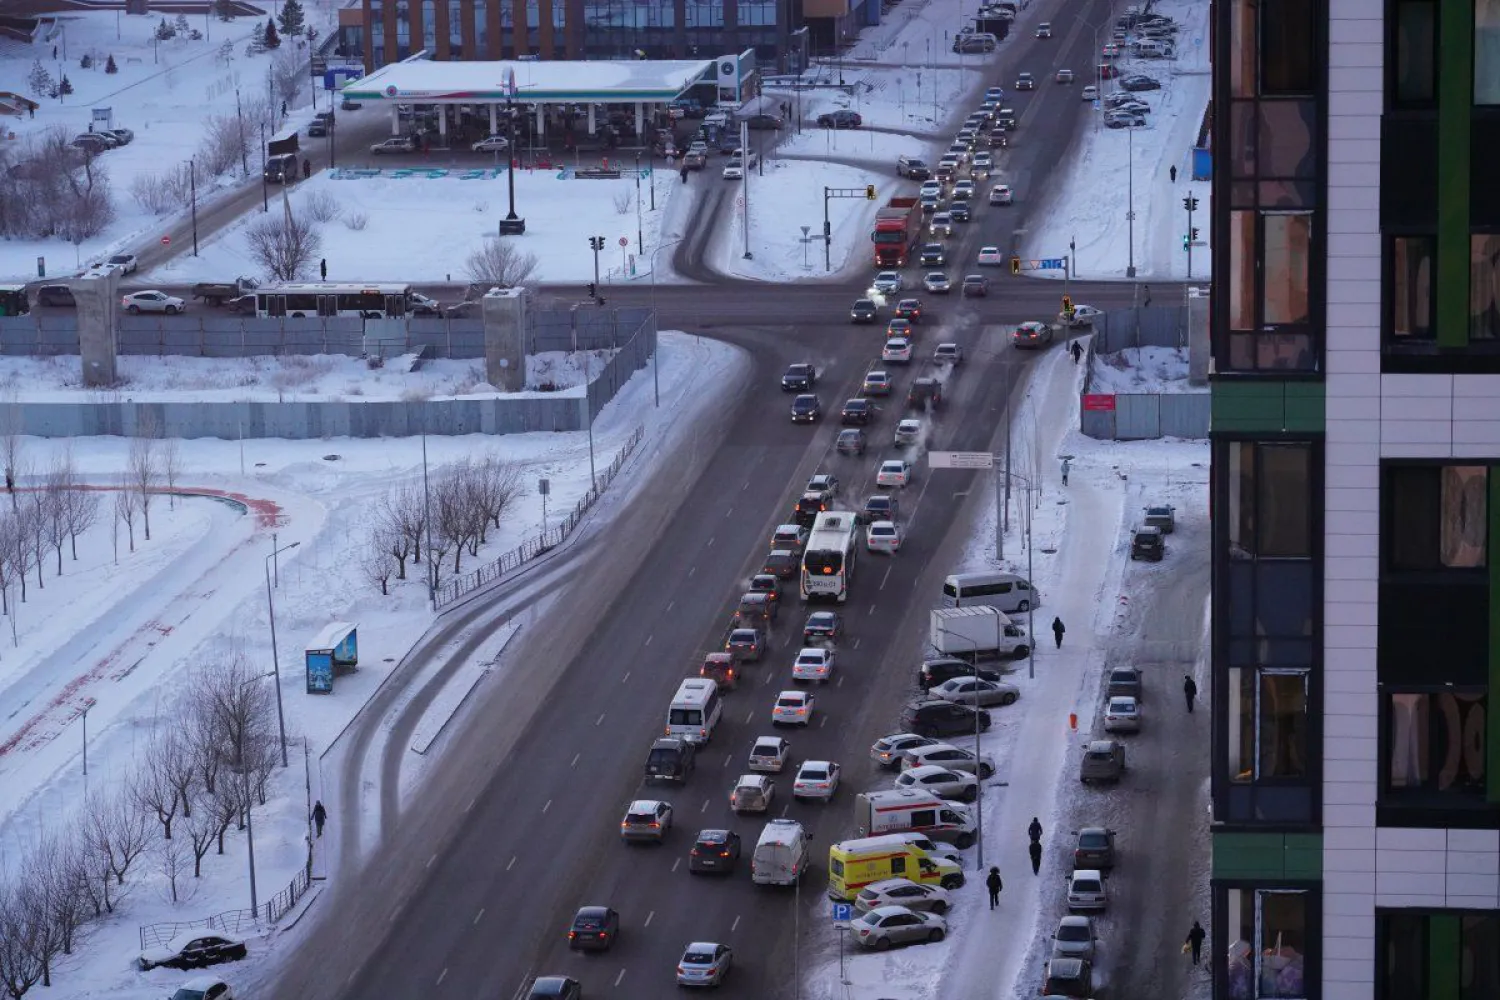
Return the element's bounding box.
[306,621,356,651]
[341,59,715,103]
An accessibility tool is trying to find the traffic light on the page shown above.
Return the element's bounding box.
[1190,228,1200,242]
[587,282,596,298]
[865,184,876,200]
[1182,234,1190,250]
[1182,195,1199,212]
[1010,256,1021,275]
[1062,295,1073,315]
[589,235,605,252]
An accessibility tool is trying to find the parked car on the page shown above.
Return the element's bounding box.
[1079,740,1126,783]
[138,932,247,971]
[121,290,185,315]
[917,658,1002,691]
[167,977,234,1000]
[869,732,940,769]
[817,110,863,128]
[1144,505,1177,532]
[1073,826,1118,870]
[35,284,76,308]
[850,906,947,949]
[1052,916,1099,961]
[1103,695,1140,733]
[1107,666,1143,702]
[855,879,952,914]
[895,763,979,802]
[1131,525,1165,561]
[370,136,417,154]
[472,135,510,152]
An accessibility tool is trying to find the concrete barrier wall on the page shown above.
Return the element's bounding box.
[0,308,656,440]
[1077,327,1210,441]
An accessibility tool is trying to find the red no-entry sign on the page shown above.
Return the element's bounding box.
[160,236,170,246]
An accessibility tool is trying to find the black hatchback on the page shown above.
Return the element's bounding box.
[900,698,992,738]
[918,657,1002,690]
[568,905,620,951]
[689,829,743,873]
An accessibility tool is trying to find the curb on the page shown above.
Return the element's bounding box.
[409,623,524,756]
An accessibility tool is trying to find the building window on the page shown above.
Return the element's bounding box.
[1464,914,1500,999]
[1378,913,1500,1000]
[1227,442,1313,560]
[1384,465,1489,571]
[1263,213,1312,328]
[1472,234,1500,340]
[1391,236,1436,338]
[1478,0,1500,104]
[1393,0,1437,105]
[1260,0,1315,94]
[1384,689,1487,798]
[1226,889,1309,999]
[1228,668,1309,783]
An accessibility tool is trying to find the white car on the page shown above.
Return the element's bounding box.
[471,135,510,152]
[971,152,994,171]
[792,759,841,800]
[952,180,975,201]
[850,905,948,949]
[1104,695,1141,733]
[894,418,922,447]
[866,520,903,553]
[977,246,1005,266]
[882,338,913,364]
[748,735,791,772]
[924,272,952,294]
[1064,303,1103,325]
[929,213,953,237]
[873,271,904,295]
[166,978,234,1000]
[900,742,997,778]
[919,180,943,200]
[894,764,979,802]
[772,689,815,726]
[1052,915,1099,961]
[944,143,970,164]
[990,185,1014,205]
[1082,84,1099,101]
[1067,869,1109,912]
[121,290,185,315]
[855,878,952,914]
[104,253,138,275]
[930,676,1020,707]
[876,460,912,488]
[792,647,835,683]
[729,773,775,813]
[722,152,758,179]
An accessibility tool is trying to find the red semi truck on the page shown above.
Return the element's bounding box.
[871,196,923,268]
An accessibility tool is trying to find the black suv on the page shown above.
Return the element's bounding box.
[920,243,946,267]
[900,699,992,738]
[841,398,872,426]
[918,657,1002,690]
[949,201,971,222]
[791,394,821,423]
[35,285,76,308]
[907,378,943,410]
[645,737,697,782]
[782,363,818,391]
[1131,526,1164,561]
[688,829,742,874]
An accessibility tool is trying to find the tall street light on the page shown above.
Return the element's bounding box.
[1126,123,1137,278]
[240,669,275,915]
[498,67,526,235]
[933,624,987,871]
[264,538,300,768]
[649,237,683,409]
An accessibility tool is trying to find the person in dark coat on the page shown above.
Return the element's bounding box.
[985,866,1003,909]
[1029,839,1042,875]
[1184,674,1198,713]
[1185,920,1206,965]
[1071,340,1083,363]
[312,800,327,837]
[1051,617,1065,649]
[1028,817,1043,843]
[1169,164,1178,183]
[680,165,689,183]
[319,258,327,281]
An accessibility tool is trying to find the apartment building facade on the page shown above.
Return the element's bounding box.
[1209,2,1500,999]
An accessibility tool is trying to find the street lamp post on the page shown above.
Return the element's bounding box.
[259,121,268,212]
[634,151,644,252]
[189,158,199,256]
[649,238,683,409]
[1126,123,1137,277]
[264,540,301,768]
[240,670,275,915]
[933,625,986,871]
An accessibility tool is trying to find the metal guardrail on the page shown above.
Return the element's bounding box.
[139,861,312,949]
[435,424,645,609]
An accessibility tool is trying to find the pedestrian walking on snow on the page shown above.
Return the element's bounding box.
[319,258,327,281]
[1070,340,1083,364]
[1185,920,1206,965]
[1183,674,1198,713]
[1170,164,1178,183]
[312,800,327,837]
[1051,617,1065,649]
[680,165,689,184]
[1061,457,1071,486]
[1029,840,1042,875]
[302,157,311,180]
[1028,817,1043,844]
[985,866,1003,909]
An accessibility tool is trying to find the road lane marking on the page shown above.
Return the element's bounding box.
[672,857,681,872]
[853,638,861,649]
[819,715,828,728]
[867,605,875,615]
[426,853,437,869]
[689,566,696,577]
[622,671,631,683]
[837,676,845,688]
[746,710,756,723]
[780,802,791,817]
[596,713,606,726]
[571,753,580,768]
[723,753,733,768]
[732,915,742,931]
[707,536,715,547]
[743,480,751,491]
[437,968,448,986]
[615,969,627,987]
[507,855,517,871]
[881,566,892,590]
[666,600,674,612]
[763,671,774,686]
[701,799,710,812]
[725,506,734,517]
[645,910,655,927]
[473,909,485,925]
[543,799,553,814]
[465,795,478,813]
[645,634,654,646]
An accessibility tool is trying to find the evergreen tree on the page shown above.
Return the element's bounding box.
[105,53,118,74]
[58,75,74,97]
[174,13,190,35]
[80,52,93,69]
[263,19,281,49]
[27,59,53,100]
[277,0,305,38]
[216,0,236,22]
[155,17,176,40]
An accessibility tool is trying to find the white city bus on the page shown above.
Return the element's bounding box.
[802,511,859,602]
[253,282,416,319]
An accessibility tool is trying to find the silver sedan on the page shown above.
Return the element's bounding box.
[928,677,1020,707]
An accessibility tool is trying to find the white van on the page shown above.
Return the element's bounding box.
[940,571,1041,613]
[666,678,722,745]
[751,818,810,885]
[853,789,977,847]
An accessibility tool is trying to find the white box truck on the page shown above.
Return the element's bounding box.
[929,606,1031,661]
[853,788,978,848]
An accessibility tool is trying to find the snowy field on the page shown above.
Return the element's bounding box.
[0,3,343,280]
[0,330,747,1000]
[148,170,675,285]
[1091,344,1203,395]
[1021,0,1213,281]
[802,331,1209,1000]
[0,349,605,401]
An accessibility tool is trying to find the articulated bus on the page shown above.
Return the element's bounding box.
[801,511,859,602]
[253,282,415,319]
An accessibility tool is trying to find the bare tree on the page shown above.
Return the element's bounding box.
[0,392,24,505]
[154,833,191,904]
[0,511,18,615]
[23,494,44,592]
[132,746,182,839]
[6,504,35,602]
[181,793,218,878]
[211,780,243,854]
[62,485,99,561]
[270,50,303,107]
[361,542,395,595]
[191,657,273,778]
[465,239,538,290]
[381,483,427,573]
[435,468,477,574]
[191,698,226,796]
[114,482,138,553]
[160,437,182,510]
[129,413,161,540]
[31,837,87,958]
[373,499,412,580]
[87,792,151,887]
[246,213,322,282]
[471,456,523,546]
[40,460,69,576]
[0,886,45,999]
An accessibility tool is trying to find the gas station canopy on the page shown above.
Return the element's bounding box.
[341,58,717,105]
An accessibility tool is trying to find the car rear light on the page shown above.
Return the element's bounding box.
[568,931,577,939]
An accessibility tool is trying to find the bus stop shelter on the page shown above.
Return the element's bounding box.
[339,57,717,145]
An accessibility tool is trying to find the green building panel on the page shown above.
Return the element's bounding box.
[1211,382,1325,435]
[1213,831,1323,880]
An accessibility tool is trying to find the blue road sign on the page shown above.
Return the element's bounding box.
[1039,258,1065,270]
[831,902,854,923]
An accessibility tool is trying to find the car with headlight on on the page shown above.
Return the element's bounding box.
[1012,321,1054,349]
[792,647,836,683]
[772,690,816,726]
[841,397,873,426]
[977,246,1005,266]
[851,298,878,323]
[924,272,952,294]
[619,799,673,842]
[886,317,915,340]
[870,732,940,768]
[929,212,953,237]
[893,299,924,322]
[792,759,841,800]
[873,271,904,296]
[919,243,946,267]
[876,459,912,487]
[791,394,822,423]
[803,610,843,644]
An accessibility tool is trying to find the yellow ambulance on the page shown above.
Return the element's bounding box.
[827,833,967,901]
